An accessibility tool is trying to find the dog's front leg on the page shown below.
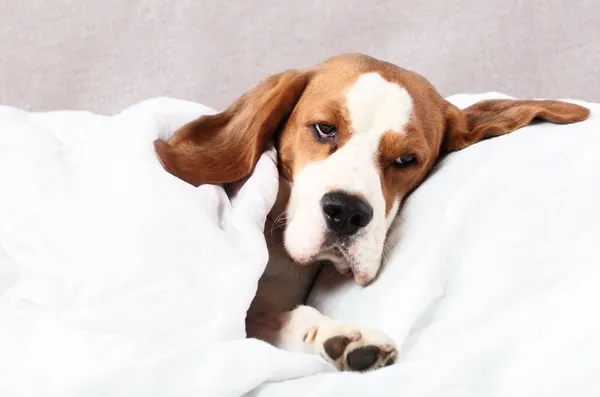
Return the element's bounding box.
[247,305,397,371]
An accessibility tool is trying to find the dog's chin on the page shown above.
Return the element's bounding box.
[314,248,353,276]
[324,244,385,286]
[285,237,385,286]
[284,219,385,286]
[284,242,353,275]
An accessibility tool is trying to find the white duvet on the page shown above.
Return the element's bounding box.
[1,94,599,397]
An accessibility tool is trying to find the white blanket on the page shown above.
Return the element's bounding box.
[0,98,331,397]
[264,94,600,396]
[1,94,599,397]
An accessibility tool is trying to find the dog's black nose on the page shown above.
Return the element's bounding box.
[321,192,373,236]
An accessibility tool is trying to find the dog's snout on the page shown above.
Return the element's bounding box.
[321,192,373,236]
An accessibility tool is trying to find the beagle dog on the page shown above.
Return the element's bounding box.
[155,53,589,371]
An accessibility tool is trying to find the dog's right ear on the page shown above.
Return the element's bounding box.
[441,98,590,153]
[155,70,311,186]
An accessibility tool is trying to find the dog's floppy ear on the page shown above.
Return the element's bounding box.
[442,98,590,152]
[155,70,311,186]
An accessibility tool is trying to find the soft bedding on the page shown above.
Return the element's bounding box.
[0,99,331,397]
[0,94,599,397]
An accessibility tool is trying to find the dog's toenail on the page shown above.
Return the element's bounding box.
[303,327,318,343]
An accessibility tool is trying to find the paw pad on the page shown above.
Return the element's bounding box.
[346,345,380,371]
[323,335,352,360]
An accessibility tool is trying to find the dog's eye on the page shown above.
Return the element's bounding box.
[393,155,417,168]
[312,123,337,141]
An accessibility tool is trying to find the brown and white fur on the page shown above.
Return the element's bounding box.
[155,54,589,371]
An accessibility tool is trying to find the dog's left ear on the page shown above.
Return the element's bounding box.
[155,69,311,186]
[442,98,590,152]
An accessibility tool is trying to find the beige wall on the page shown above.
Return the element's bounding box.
[1,0,599,114]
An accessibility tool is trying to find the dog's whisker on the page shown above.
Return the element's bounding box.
[269,222,287,234]
[269,211,289,235]
[273,210,288,225]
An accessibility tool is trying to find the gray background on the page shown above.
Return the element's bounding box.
[1,0,598,114]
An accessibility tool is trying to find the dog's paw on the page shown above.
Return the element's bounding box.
[304,324,397,371]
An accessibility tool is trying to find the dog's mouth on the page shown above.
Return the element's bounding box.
[332,247,344,259]
[314,246,354,277]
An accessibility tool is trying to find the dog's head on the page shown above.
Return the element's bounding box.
[155,53,589,285]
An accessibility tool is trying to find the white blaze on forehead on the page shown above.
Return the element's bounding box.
[345,72,413,138]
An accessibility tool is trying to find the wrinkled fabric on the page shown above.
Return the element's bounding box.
[1,94,599,397]
[0,98,330,397]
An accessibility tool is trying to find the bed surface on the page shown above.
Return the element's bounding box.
[1,95,599,396]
